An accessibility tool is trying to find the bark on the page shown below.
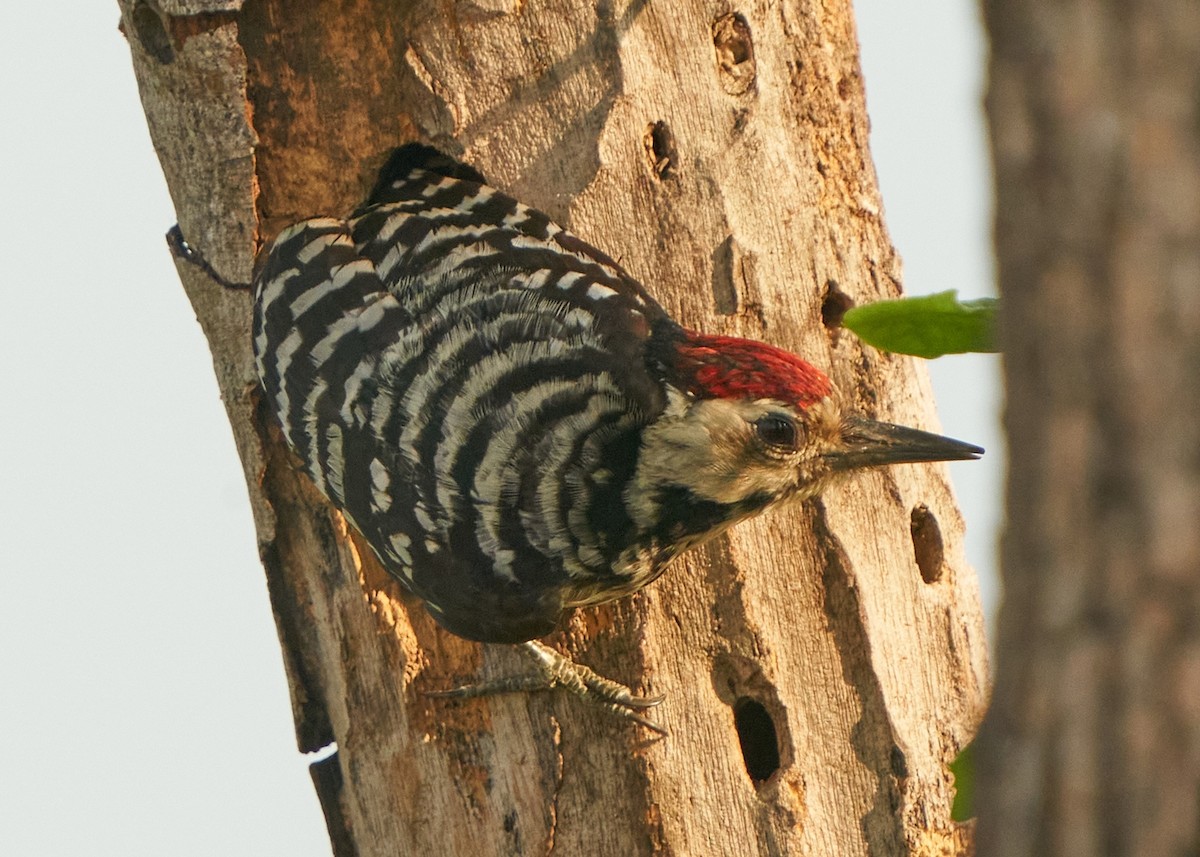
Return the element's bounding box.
[120,1,987,854]
[977,2,1200,855]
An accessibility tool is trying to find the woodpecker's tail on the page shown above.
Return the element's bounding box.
[359,143,488,212]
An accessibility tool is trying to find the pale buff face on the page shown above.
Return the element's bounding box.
[626,391,845,530]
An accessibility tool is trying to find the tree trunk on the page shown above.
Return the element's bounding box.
[977,1,1200,854]
[120,1,987,854]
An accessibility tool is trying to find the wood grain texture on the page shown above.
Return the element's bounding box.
[978,2,1200,855]
[120,1,987,853]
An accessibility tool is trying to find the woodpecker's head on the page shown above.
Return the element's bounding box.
[630,328,982,546]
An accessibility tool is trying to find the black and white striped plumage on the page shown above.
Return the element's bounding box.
[253,146,686,644]
[252,144,982,659]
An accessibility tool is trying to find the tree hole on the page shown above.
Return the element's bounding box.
[821,279,854,330]
[643,121,677,180]
[131,1,175,64]
[712,13,756,96]
[733,697,780,784]
[910,504,946,583]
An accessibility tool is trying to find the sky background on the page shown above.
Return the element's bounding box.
[0,3,998,854]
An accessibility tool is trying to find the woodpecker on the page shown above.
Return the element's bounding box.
[249,144,981,732]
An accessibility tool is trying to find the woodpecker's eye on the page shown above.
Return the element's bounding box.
[753,414,799,451]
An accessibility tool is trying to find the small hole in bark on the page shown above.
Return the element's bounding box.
[643,121,677,180]
[910,504,946,583]
[712,13,756,96]
[131,1,175,64]
[733,697,780,784]
[821,279,854,330]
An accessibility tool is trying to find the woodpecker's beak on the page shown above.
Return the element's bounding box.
[825,414,984,472]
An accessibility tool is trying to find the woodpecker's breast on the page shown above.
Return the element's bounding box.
[251,157,670,642]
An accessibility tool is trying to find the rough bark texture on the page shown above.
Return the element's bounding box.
[121,1,987,854]
[978,2,1200,855]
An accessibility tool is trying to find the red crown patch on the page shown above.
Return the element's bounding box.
[673,331,833,407]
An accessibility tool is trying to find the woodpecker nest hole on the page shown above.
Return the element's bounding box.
[733,697,781,785]
[130,1,175,64]
[643,121,678,179]
[910,504,946,584]
[820,280,854,331]
[712,13,757,96]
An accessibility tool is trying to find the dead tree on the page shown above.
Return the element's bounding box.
[121,1,987,853]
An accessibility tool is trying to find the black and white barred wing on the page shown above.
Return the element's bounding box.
[253,149,670,643]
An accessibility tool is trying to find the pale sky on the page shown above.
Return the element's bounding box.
[0,3,997,854]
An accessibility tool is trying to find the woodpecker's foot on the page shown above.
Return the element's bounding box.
[166,224,252,290]
[429,640,667,735]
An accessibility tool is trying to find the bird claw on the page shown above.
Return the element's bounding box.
[166,224,252,291]
[427,640,668,735]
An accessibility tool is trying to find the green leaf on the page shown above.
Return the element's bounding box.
[842,290,999,358]
[949,741,975,822]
